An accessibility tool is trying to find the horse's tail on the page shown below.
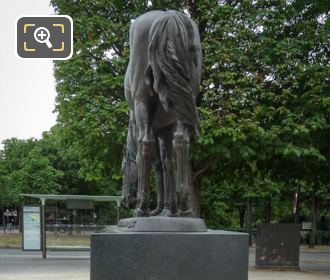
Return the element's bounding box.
[145,10,200,137]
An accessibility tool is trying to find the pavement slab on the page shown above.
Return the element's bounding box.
[0,272,88,280]
[0,249,329,280]
[0,270,329,280]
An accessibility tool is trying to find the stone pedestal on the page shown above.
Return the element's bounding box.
[256,223,300,269]
[90,230,249,280]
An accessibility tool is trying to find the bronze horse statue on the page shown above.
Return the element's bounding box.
[122,10,202,217]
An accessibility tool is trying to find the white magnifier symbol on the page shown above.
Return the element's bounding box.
[34,27,53,48]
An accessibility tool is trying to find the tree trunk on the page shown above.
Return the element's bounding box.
[187,0,197,19]
[189,168,201,217]
[238,206,246,228]
[191,176,201,217]
[309,195,318,248]
[246,198,253,246]
[294,188,300,224]
[265,197,271,223]
[19,206,23,233]
[190,160,204,218]
[2,208,6,234]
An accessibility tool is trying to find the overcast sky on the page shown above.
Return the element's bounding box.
[0,0,56,149]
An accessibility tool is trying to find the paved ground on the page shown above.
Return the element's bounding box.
[249,270,330,280]
[0,249,329,280]
[249,251,330,271]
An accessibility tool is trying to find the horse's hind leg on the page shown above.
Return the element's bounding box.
[122,112,138,209]
[173,121,194,216]
[158,126,179,217]
[150,137,164,216]
[134,101,153,217]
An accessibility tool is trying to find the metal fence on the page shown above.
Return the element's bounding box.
[46,223,106,234]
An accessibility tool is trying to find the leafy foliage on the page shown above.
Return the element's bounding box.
[0,138,62,205]
[49,0,329,228]
[1,1,329,233]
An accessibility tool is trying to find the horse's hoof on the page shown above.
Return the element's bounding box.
[134,208,149,217]
[150,207,164,216]
[179,208,194,217]
[158,208,171,217]
[169,211,179,217]
[158,208,179,217]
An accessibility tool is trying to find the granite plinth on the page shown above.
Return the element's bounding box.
[90,230,249,280]
[117,216,207,232]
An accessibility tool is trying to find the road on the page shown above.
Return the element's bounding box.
[0,249,329,280]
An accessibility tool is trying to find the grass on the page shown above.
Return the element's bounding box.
[0,232,90,248]
[0,233,21,248]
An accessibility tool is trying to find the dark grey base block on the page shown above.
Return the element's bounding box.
[256,223,300,268]
[90,230,249,280]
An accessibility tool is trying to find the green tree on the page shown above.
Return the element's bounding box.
[49,0,330,233]
[42,126,110,195]
[0,155,10,208]
[7,147,64,202]
[0,137,64,204]
[0,138,36,205]
[191,0,330,231]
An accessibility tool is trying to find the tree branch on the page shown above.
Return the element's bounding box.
[193,160,214,180]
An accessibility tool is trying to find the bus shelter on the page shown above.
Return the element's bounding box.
[21,194,122,259]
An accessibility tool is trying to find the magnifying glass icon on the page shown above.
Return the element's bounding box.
[34,27,53,48]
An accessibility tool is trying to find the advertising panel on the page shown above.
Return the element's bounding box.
[23,206,41,250]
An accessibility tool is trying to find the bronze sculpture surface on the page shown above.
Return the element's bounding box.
[122,10,202,219]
